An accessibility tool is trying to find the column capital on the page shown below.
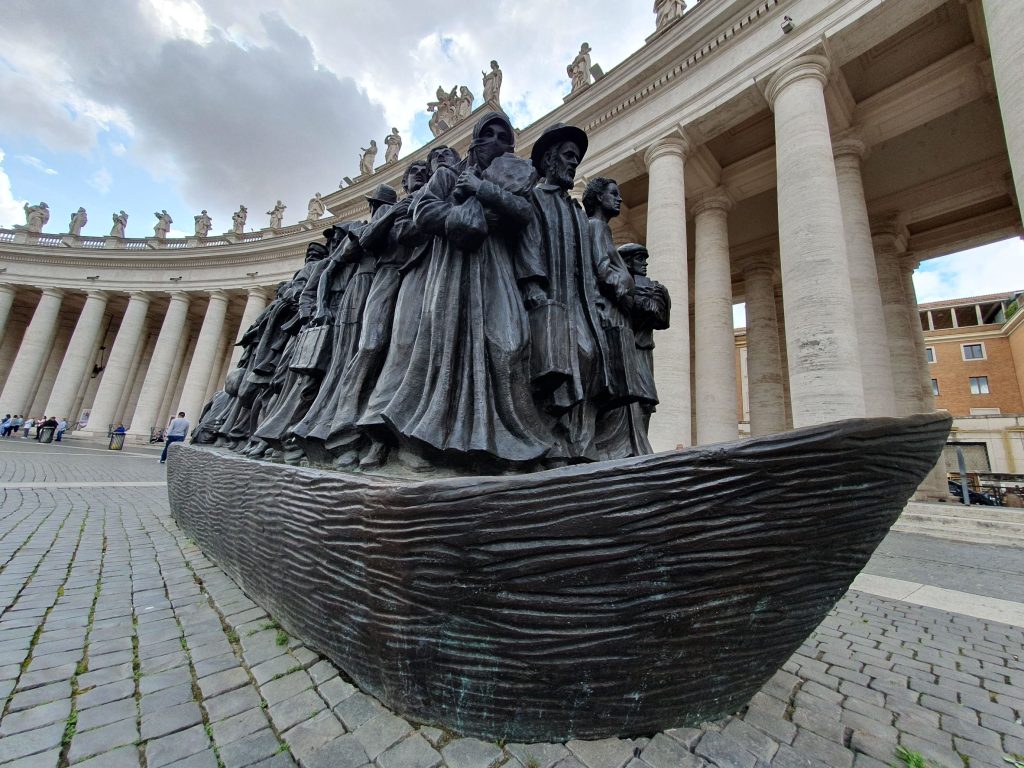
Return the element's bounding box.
[643,135,691,169]
[85,289,108,301]
[0,283,17,297]
[901,254,922,272]
[870,213,908,253]
[764,54,830,110]
[206,289,231,304]
[690,187,733,217]
[246,286,270,301]
[127,291,152,305]
[832,131,868,162]
[40,286,65,300]
[167,290,191,304]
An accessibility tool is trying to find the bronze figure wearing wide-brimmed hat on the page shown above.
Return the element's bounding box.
[365,184,398,207]
[530,123,589,174]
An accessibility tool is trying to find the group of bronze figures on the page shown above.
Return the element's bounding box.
[194,113,671,474]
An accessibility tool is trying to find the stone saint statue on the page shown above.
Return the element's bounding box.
[110,210,128,238]
[23,202,49,233]
[268,200,286,229]
[359,140,377,176]
[153,210,173,239]
[567,43,593,92]
[482,60,502,103]
[232,205,248,234]
[194,210,212,237]
[307,193,326,221]
[654,0,686,29]
[68,207,88,236]
[384,128,402,165]
[427,86,458,137]
[457,86,474,120]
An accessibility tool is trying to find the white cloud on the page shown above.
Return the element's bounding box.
[914,238,1024,303]
[141,0,212,44]
[0,148,29,228]
[88,168,113,195]
[109,141,127,156]
[16,155,58,175]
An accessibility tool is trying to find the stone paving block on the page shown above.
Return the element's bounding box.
[290,646,318,667]
[17,661,77,688]
[251,654,299,686]
[198,666,249,699]
[694,731,757,768]
[145,723,212,768]
[307,659,338,686]
[217,728,282,768]
[721,718,779,763]
[74,744,141,768]
[318,675,357,709]
[352,711,413,760]
[638,733,706,768]
[141,648,190,675]
[69,716,139,764]
[897,734,963,768]
[140,681,196,715]
[205,684,262,722]
[140,665,193,695]
[0,696,71,735]
[141,699,204,740]
[954,735,1012,766]
[283,710,347,760]
[77,662,134,691]
[77,696,138,732]
[7,679,71,711]
[848,729,899,764]
[2,747,62,767]
[419,726,445,748]
[378,734,443,768]
[193,652,239,679]
[140,638,186,660]
[267,688,326,732]
[507,742,571,768]
[87,649,134,670]
[334,691,385,730]
[77,679,135,708]
[302,733,368,768]
[0,720,64,763]
[566,739,638,768]
[163,749,219,768]
[250,753,298,768]
[213,707,271,748]
[259,669,312,706]
[770,743,830,768]
[940,713,1002,748]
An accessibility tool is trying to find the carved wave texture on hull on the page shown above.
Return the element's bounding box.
[167,413,951,741]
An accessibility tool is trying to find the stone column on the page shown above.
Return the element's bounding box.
[128,292,191,440]
[0,284,17,346]
[983,0,1024,204]
[873,225,920,416]
[79,292,151,437]
[644,135,691,450]
[774,286,793,429]
[833,135,896,417]
[228,288,269,370]
[901,256,950,501]
[765,55,865,426]
[176,291,229,423]
[692,187,738,444]
[158,325,194,431]
[743,253,787,436]
[117,330,155,427]
[0,288,64,414]
[43,290,109,419]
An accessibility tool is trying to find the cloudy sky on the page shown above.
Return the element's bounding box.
[0,0,1020,305]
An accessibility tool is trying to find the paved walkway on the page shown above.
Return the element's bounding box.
[1,438,1022,768]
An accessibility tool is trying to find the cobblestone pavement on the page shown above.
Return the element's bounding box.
[1,439,1023,768]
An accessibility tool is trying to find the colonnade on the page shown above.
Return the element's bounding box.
[0,286,268,442]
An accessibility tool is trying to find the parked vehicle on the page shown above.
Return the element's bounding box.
[947,480,999,506]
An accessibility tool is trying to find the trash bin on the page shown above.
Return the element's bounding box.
[108,432,126,451]
[39,426,55,443]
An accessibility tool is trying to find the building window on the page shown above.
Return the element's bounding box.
[931,379,939,396]
[962,343,985,360]
[969,376,990,395]
[925,347,935,363]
